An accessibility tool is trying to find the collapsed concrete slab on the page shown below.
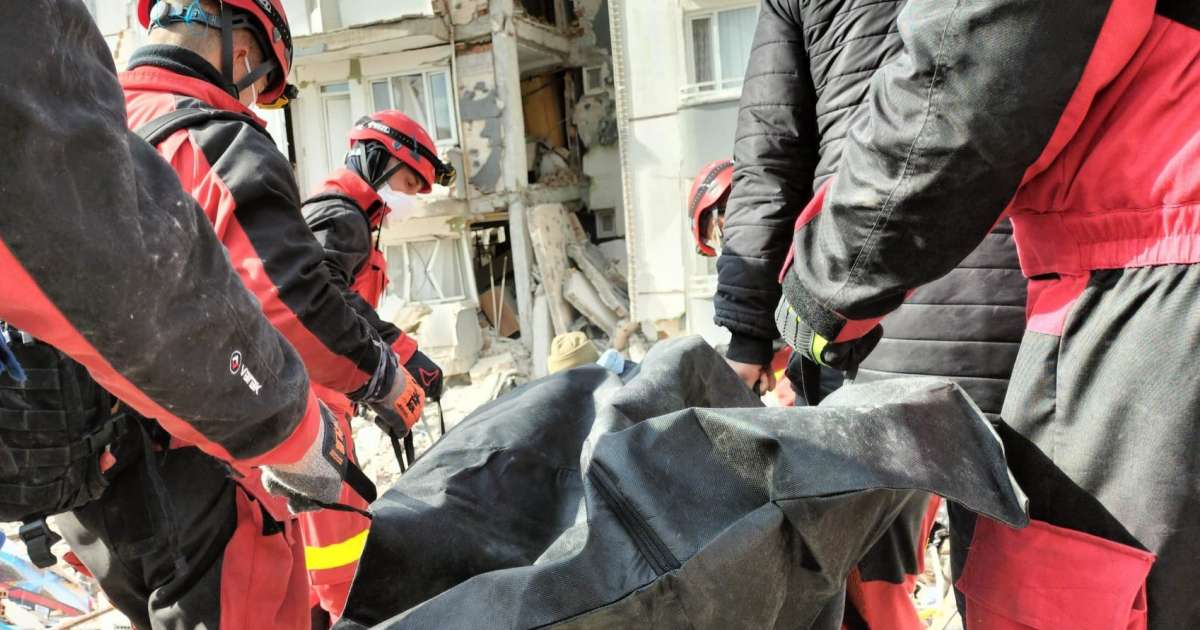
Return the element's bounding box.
[528,204,575,336]
[409,300,483,376]
[566,241,629,317]
[562,268,620,334]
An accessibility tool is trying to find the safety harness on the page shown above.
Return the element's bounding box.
[0,324,183,570]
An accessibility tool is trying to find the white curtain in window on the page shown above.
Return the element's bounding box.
[690,17,714,88]
[393,75,430,130]
[718,6,757,83]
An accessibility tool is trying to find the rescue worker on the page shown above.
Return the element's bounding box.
[706,1,1026,626]
[52,1,428,627]
[0,0,350,508]
[300,110,451,620]
[695,159,931,627]
[771,0,1199,626]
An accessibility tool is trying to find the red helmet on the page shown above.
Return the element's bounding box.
[688,159,734,257]
[349,111,457,195]
[138,0,297,108]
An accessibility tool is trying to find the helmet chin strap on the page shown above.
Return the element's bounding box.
[216,1,277,103]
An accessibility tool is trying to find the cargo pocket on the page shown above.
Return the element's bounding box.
[220,486,309,629]
[956,517,1153,630]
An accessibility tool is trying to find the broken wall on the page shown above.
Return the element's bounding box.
[456,46,506,197]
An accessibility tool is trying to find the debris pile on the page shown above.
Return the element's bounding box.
[527,203,651,377]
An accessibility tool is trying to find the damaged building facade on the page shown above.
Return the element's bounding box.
[84,0,754,373]
[281,0,629,376]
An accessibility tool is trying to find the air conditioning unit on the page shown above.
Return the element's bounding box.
[583,65,607,95]
[595,207,620,239]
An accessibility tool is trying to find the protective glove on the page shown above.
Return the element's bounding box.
[774,298,883,372]
[262,403,356,513]
[403,350,444,401]
[367,355,426,439]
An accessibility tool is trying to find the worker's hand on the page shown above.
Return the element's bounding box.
[368,361,426,439]
[404,350,444,402]
[261,403,352,513]
[774,298,883,371]
[725,358,776,395]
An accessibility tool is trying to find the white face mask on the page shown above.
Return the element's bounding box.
[242,57,258,106]
[377,184,417,221]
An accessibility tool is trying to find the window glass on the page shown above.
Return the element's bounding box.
[392,74,429,128]
[385,239,468,304]
[371,80,392,110]
[429,71,454,141]
[321,82,353,174]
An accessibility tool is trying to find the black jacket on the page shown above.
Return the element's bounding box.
[715,0,1026,415]
[717,0,906,364]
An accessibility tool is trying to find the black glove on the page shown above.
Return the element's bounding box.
[404,350,444,401]
[774,298,883,372]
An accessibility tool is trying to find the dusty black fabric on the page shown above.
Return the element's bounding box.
[715,0,904,348]
[341,337,1027,628]
[785,0,1114,335]
[301,192,405,347]
[0,0,312,462]
[715,2,1026,418]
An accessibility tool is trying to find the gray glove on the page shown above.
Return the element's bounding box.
[261,403,354,513]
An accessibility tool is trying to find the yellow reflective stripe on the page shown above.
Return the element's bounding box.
[810,332,830,367]
[305,530,369,571]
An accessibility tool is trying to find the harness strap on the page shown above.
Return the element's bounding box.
[0,409,72,432]
[134,107,268,148]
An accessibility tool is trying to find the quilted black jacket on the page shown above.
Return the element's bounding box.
[714,0,1025,415]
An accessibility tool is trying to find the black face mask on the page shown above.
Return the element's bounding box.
[345,140,395,190]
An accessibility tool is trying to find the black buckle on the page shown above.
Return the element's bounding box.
[20,519,62,569]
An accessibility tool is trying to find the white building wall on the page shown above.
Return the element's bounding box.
[618,0,743,345]
[338,0,433,27]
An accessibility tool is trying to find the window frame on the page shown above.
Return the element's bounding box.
[318,81,353,176]
[681,4,758,99]
[383,235,476,306]
[367,68,459,147]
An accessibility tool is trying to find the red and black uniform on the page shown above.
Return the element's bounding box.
[55,45,398,629]
[0,5,332,628]
[0,0,325,476]
[297,168,420,618]
[779,0,1199,626]
[304,168,420,409]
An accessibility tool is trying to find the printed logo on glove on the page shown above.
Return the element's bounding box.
[368,367,426,440]
[404,350,444,402]
[774,299,883,372]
